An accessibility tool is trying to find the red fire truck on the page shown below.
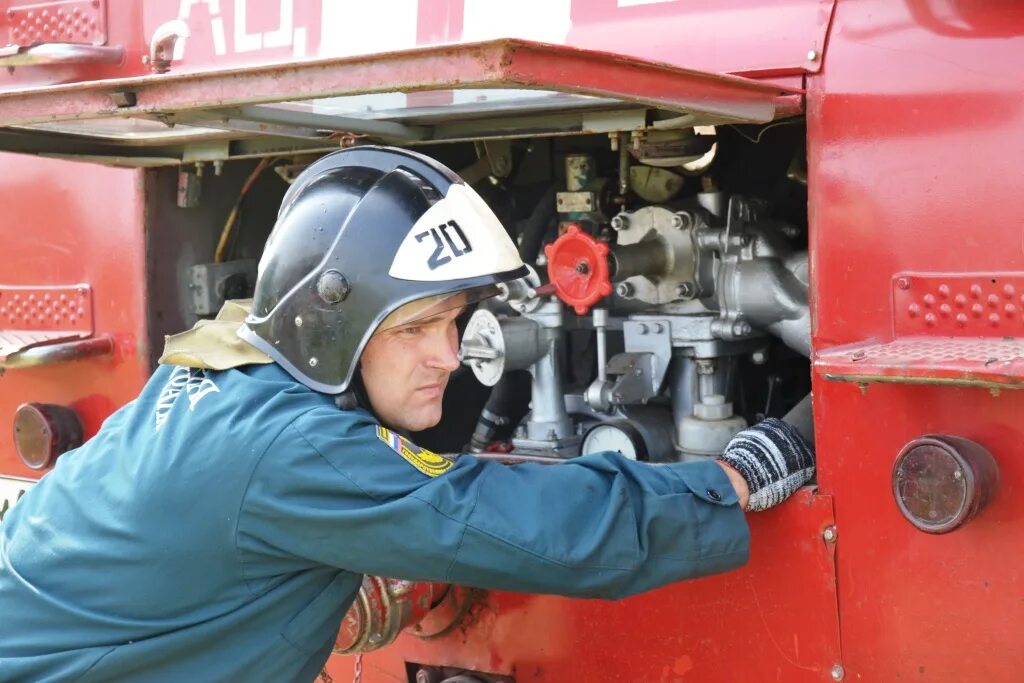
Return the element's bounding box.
[0,1,1020,681]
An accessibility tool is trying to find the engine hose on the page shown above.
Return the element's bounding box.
[782,392,814,446]
[468,370,532,452]
[517,185,557,263]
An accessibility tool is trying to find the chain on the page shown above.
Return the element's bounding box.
[353,653,363,683]
[317,668,334,683]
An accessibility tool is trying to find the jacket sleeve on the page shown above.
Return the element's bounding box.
[236,407,749,600]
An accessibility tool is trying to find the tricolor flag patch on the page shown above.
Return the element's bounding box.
[376,426,454,477]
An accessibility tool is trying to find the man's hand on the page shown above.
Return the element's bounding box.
[718,418,816,512]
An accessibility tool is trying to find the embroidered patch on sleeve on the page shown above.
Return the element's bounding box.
[376,426,454,477]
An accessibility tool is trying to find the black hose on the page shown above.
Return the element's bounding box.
[517,186,557,263]
[468,370,532,452]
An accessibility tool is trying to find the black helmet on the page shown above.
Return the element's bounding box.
[239,146,527,394]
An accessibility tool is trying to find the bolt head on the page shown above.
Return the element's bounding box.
[611,214,629,231]
[677,282,696,299]
[732,321,752,336]
[808,49,820,61]
[823,526,837,543]
[317,269,350,304]
[616,282,635,299]
[672,211,694,230]
[294,316,303,327]
[751,350,767,365]
[831,664,845,681]
[308,357,318,368]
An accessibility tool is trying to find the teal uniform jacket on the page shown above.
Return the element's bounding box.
[0,363,749,682]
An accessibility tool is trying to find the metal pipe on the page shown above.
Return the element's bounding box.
[0,44,124,68]
[618,132,630,195]
[0,336,114,371]
[782,392,815,446]
[526,335,574,440]
[593,308,608,382]
[670,356,698,440]
[610,241,668,280]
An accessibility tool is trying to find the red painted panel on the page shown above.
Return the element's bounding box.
[809,1,1024,679]
[326,490,841,683]
[0,0,827,92]
[0,153,150,478]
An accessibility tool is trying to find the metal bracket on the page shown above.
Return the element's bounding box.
[606,319,673,404]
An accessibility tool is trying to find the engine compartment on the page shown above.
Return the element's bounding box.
[156,120,812,464]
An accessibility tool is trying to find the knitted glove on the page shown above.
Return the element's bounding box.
[719,418,815,512]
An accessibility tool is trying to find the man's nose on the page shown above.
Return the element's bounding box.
[425,329,461,372]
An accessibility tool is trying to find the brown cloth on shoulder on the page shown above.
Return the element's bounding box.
[158,299,273,370]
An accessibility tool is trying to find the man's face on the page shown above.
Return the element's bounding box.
[360,304,463,432]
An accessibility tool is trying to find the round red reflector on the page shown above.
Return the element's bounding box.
[892,435,999,534]
[13,402,83,470]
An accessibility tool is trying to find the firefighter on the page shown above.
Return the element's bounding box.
[0,147,814,682]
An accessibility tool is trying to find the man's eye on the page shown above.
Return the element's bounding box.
[397,325,421,336]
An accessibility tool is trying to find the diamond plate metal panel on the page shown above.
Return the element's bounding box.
[6,0,107,48]
[816,337,1024,389]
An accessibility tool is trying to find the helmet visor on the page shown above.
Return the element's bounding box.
[374,284,501,333]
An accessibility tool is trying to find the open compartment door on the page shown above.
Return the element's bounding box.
[0,39,801,166]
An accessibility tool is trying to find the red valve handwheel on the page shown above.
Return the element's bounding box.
[543,224,612,315]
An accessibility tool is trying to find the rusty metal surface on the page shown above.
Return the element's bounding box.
[816,337,1024,389]
[809,0,1024,679]
[0,1,825,97]
[0,39,801,128]
[327,489,841,683]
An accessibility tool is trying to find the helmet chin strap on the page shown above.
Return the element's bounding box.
[336,366,419,438]
[334,365,370,412]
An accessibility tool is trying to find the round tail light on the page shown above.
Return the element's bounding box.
[13,402,83,470]
[892,435,999,534]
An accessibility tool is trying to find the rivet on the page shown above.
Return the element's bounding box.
[896,277,910,290]
[954,469,963,480]
[308,357,318,367]
[822,526,837,543]
[295,316,303,327]
[807,49,819,61]
[831,664,845,681]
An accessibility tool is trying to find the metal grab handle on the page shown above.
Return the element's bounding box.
[0,336,114,371]
[0,43,124,67]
